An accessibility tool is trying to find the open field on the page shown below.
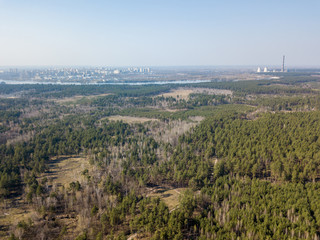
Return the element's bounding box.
[54,93,112,104]
[147,187,187,211]
[188,87,233,95]
[44,155,90,188]
[157,87,232,100]
[107,115,158,124]
[158,89,194,100]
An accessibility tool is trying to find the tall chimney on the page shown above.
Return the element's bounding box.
[282,55,285,72]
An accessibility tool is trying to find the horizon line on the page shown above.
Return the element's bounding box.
[1,65,320,69]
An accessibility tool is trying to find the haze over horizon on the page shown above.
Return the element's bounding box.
[1,0,320,67]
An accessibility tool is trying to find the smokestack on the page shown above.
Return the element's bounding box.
[282,55,285,72]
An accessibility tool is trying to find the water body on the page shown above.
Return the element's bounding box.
[0,80,82,85]
[98,80,211,85]
[0,79,211,85]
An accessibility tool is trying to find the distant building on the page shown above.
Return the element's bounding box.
[282,55,285,72]
[257,67,261,73]
[113,69,120,74]
[263,67,268,72]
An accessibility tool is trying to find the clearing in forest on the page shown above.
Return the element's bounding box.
[159,89,194,100]
[54,93,112,104]
[43,155,90,188]
[157,87,232,100]
[147,187,187,211]
[0,197,34,239]
[0,156,89,238]
[107,115,158,124]
[147,118,203,145]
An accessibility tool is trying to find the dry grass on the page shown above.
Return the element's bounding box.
[54,93,112,104]
[0,156,90,238]
[147,118,203,145]
[44,155,90,188]
[158,89,194,100]
[188,87,233,95]
[157,87,232,100]
[107,115,158,124]
[0,199,34,239]
[147,187,187,211]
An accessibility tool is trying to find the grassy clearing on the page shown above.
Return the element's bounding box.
[0,156,90,238]
[189,87,233,95]
[158,89,194,100]
[157,87,233,100]
[0,199,34,239]
[54,93,112,105]
[147,187,187,211]
[44,155,90,188]
[107,115,158,124]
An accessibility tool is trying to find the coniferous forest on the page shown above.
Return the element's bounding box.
[2,73,320,239]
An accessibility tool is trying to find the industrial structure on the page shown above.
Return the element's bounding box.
[282,55,285,72]
[256,56,287,73]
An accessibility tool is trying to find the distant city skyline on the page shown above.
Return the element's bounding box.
[1,0,320,67]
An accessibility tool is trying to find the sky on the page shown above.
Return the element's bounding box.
[0,0,320,67]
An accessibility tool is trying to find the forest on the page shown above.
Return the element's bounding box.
[1,72,320,239]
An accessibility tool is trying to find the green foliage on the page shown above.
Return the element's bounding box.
[160,111,320,186]
[75,231,88,240]
[91,205,99,216]
[119,104,253,121]
[190,74,318,95]
[0,84,173,98]
[69,181,81,191]
[249,95,320,111]
[8,234,18,240]
[2,78,320,239]
[196,177,320,239]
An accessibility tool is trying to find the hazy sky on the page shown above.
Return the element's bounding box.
[1,0,320,67]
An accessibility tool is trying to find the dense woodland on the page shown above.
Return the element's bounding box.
[2,73,320,239]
